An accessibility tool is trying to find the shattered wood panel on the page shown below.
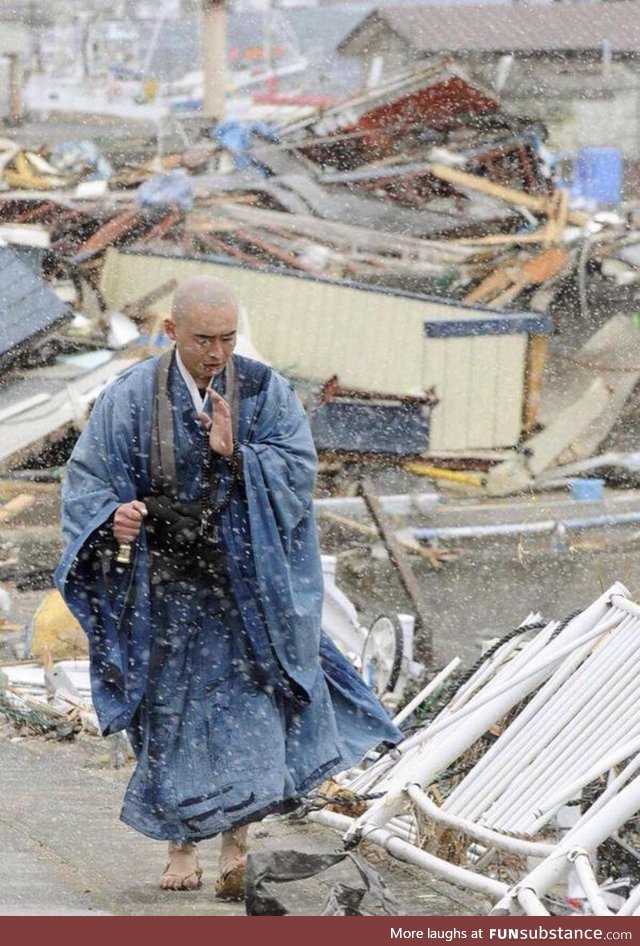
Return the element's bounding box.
[102,249,534,451]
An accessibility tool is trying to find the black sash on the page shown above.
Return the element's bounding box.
[146,349,241,584]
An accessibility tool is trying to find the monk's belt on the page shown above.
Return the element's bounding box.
[144,494,226,586]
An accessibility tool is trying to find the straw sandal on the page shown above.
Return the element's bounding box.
[160,841,203,891]
[214,838,248,901]
[214,863,246,901]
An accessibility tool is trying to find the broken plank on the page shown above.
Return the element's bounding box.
[233,227,319,273]
[318,508,447,565]
[522,334,549,436]
[360,479,432,665]
[0,492,35,523]
[204,203,475,261]
[427,164,589,226]
[121,278,178,322]
[464,266,515,304]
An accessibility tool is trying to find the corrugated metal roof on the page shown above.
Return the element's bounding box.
[0,247,71,369]
[338,2,640,55]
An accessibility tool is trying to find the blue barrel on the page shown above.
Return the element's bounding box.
[573,147,623,205]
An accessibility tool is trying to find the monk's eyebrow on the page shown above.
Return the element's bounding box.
[194,331,237,339]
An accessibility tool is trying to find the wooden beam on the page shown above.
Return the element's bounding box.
[522,334,549,435]
[360,479,432,666]
[0,493,35,523]
[427,163,589,226]
[121,278,178,322]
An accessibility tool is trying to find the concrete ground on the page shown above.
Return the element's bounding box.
[0,730,485,917]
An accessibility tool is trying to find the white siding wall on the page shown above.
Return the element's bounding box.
[102,250,528,450]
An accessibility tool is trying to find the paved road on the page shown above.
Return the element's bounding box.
[0,734,484,917]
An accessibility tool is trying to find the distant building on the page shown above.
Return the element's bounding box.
[337,2,640,160]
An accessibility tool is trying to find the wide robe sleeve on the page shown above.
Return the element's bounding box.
[54,367,154,735]
[221,370,325,703]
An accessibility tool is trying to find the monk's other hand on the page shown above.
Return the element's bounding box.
[113,500,148,544]
[198,388,233,458]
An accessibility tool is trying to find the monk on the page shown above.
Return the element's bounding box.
[56,275,401,900]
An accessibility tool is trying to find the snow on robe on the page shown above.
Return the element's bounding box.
[55,352,401,753]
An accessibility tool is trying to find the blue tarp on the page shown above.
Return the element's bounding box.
[136,170,194,212]
[211,121,279,172]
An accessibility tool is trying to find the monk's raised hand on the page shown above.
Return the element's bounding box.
[198,388,233,458]
[113,500,148,544]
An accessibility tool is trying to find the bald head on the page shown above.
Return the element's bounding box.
[171,275,239,325]
[164,275,239,388]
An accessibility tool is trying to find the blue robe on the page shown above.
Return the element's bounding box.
[55,352,401,839]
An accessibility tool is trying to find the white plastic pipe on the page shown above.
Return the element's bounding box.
[309,808,508,900]
[347,597,623,840]
[527,731,640,832]
[348,586,626,842]
[393,658,461,727]
[407,784,554,858]
[574,752,640,834]
[445,609,631,819]
[413,512,640,543]
[572,851,613,916]
[617,881,640,916]
[516,888,550,916]
[403,614,621,751]
[492,776,640,913]
[493,640,640,830]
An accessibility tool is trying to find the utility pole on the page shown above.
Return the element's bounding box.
[201,0,226,122]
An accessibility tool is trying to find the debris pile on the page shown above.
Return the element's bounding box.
[2,61,640,486]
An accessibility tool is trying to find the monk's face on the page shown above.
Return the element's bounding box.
[164,301,238,389]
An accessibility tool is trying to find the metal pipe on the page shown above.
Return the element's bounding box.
[315,492,440,517]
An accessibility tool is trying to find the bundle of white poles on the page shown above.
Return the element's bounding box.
[309,582,640,915]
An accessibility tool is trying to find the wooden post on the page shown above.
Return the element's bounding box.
[202,0,226,122]
[8,54,23,126]
[360,480,433,667]
[523,334,549,435]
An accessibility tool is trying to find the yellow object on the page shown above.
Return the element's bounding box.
[30,590,88,660]
[3,151,66,190]
[141,78,158,103]
[404,461,486,487]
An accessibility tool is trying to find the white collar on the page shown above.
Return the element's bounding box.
[175,348,210,414]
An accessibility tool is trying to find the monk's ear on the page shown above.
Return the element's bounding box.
[164,317,177,341]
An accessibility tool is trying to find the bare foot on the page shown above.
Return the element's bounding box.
[160,840,202,891]
[215,826,248,901]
